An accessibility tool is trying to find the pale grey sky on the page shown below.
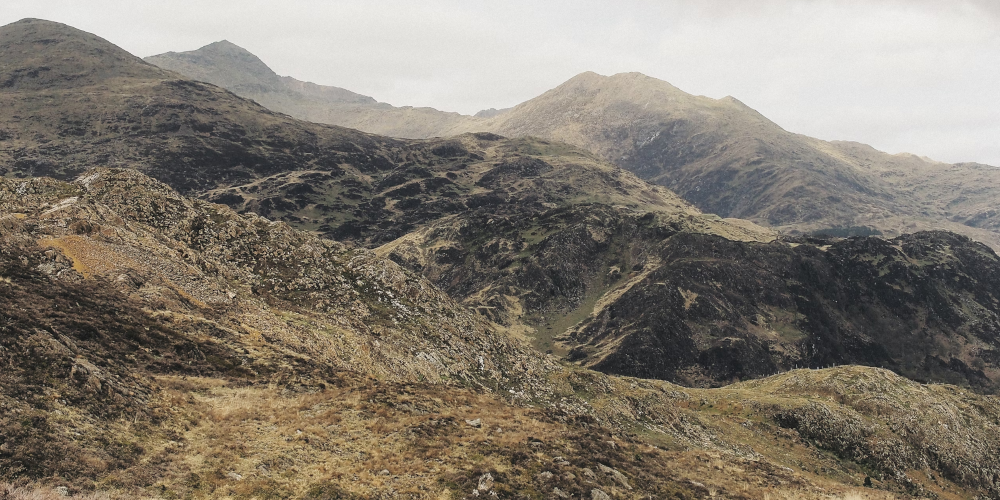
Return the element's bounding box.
[3,1,999,166]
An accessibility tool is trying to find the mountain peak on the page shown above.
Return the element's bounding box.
[199,39,255,56]
[0,18,168,90]
[543,71,688,103]
[145,38,281,91]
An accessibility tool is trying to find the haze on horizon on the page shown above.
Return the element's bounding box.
[3,0,998,166]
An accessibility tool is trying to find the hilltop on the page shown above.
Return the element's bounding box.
[0,18,170,90]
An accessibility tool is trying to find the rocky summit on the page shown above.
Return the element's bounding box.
[3,17,1000,500]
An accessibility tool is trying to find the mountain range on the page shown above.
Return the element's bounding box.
[147,40,1000,251]
[3,17,1000,499]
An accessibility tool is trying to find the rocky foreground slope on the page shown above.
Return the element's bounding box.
[3,170,1000,499]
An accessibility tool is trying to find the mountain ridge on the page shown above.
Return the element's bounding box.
[7,18,1000,394]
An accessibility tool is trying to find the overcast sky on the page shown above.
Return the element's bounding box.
[3,1,999,166]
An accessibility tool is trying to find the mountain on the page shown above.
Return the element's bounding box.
[147,42,1000,251]
[145,40,482,139]
[469,71,1000,250]
[0,17,169,90]
[0,19,419,196]
[4,169,1000,498]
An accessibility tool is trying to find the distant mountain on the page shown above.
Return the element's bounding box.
[145,40,482,138]
[474,107,511,118]
[472,71,1000,250]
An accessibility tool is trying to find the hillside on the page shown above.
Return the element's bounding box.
[3,170,1000,498]
[145,40,483,139]
[378,201,1000,393]
[4,18,1000,499]
[199,131,771,245]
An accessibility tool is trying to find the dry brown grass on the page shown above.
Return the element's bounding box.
[0,483,150,500]
[123,375,576,498]
[83,370,966,499]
